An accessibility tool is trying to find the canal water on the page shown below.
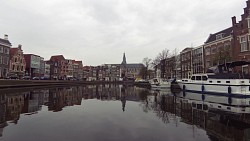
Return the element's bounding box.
[0,84,250,141]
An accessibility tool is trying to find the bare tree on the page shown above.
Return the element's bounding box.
[152,49,170,67]
[170,48,179,78]
[140,57,152,79]
[143,57,152,69]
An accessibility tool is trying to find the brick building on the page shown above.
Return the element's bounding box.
[49,55,66,80]
[9,45,26,78]
[204,27,233,71]
[73,60,83,79]
[0,35,11,78]
[231,0,250,74]
[192,46,204,74]
[180,47,192,79]
[164,56,175,79]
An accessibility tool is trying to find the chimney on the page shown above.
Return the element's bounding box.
[4,34,8,40]
[232,16,236,25]
[247,1,250,8]
[18,44,22,49]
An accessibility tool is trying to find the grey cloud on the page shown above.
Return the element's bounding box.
[0,0,244,65]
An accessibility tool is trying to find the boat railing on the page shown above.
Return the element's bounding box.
[208,73,250,79]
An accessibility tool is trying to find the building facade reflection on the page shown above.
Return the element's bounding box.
[1,86,250,141]
[149,90,250,141]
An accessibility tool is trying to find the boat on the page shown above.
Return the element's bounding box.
[149,78,171,89]
[178,61,250,98]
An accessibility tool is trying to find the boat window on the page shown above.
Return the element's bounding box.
[241,81,245,83]
[227,107,231,110]
[185,80,188,82]
[192,102,196,108]
[182,80,184,82]
[197,104,202,109]
[203,104,208,110]
[202,76,208,81]
[196,76,201,81]
[218,106,221,108]
[209,81,212,83]
[226,81,230,83]
[217,81,221,83]
[191,76,195,80]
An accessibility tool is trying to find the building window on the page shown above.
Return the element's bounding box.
[6,57,9,65]
[242,65,249,74]
[206,60,210,67]
[216,33,223,40]
[0,46,3,53]
[12,65,15,71]
[3,57,8,65]
[4,48,9,54]
[248,19,250,28]
[0,56,2,64]
[240,36,248,52]
[21,66,24,71]
[211,47,217,54]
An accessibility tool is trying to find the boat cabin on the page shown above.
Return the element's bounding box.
[205,61,250,79]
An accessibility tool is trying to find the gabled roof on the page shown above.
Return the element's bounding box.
[0,38,11,46]
[50,55,65,61]
[180,47,193,54]
[10,48,19,58]
[205,27,233,44]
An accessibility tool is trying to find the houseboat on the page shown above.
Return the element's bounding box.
[178,61,250,98]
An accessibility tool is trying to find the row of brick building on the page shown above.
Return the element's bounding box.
[158,0,250,79]
[0,34,144,80]
[82,53,144,81]
[0,35,84,80]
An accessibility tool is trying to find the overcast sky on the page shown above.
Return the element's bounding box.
[0,0,246,66]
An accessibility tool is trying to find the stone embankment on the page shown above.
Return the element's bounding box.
[0,80,123,89]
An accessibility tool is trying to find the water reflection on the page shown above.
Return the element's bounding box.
[0,85,250,141]
[151,89,250,141]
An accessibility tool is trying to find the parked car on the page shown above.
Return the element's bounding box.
[32,77,40,80]
[9,75,19,80]
[22,76,31,80]
[41,76,50,80]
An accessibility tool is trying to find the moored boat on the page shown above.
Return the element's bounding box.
[149,78,171,89]
[178,61,250,98]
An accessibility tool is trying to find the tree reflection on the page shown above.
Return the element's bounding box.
[1,86,250,141]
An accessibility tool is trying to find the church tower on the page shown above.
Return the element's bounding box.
[121,52,127,65]
[121,53,127,79]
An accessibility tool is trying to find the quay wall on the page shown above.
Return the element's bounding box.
[0,80,124,89]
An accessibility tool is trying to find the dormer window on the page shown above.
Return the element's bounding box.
[216,33,224,40]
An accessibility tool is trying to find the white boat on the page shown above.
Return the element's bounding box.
[178,61,250,98]
[149,78,171,89]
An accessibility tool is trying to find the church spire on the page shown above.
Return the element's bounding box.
[121,52,127,65]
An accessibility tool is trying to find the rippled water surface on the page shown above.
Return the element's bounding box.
[0,85,249,141]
